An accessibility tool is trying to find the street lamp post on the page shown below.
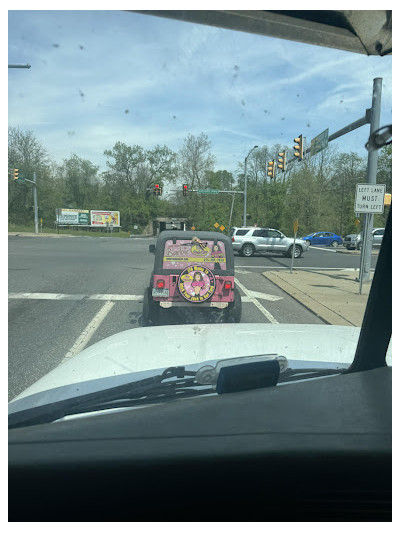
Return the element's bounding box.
[243,145,258,226]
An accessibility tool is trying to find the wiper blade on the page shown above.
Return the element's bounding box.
[9,356,286,429]
[278,368,343,384]
[9,366,197,429]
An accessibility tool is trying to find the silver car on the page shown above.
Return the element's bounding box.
[343,227,385,250]
[230,227,310,258]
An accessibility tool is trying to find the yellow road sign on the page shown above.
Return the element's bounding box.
[293,218,299,233]
[214,222,219,228]
[355,218,360,226]
[384,193,392,206]
[191,226,195,230]
[220,225,225,231]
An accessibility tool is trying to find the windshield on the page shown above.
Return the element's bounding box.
[8,10,392,410]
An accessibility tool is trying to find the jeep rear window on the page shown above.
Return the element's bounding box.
[163,239,227,270]
[235,229,249,236]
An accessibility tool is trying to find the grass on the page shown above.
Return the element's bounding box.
[8,223,134,238]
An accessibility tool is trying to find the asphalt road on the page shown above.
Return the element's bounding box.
[8,235,378,400]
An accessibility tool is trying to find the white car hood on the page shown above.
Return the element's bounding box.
[8,323,391,415]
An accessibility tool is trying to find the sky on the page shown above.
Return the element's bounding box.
[7,7,393,177]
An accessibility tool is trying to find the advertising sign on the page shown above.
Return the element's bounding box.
[90,210,120,227]
[178,265,216,303]
[56,208,90,225]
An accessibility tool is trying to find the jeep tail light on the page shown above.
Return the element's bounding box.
[224,281,233,290]
[156,280,165,289]
[232,237,235,242]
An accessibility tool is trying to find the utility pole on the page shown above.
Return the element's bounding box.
[23,172,39,234]
[243,145,258,226]
[360,77,382,282]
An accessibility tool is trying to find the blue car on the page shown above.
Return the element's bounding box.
[302,232,343,247]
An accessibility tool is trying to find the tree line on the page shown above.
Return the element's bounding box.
[8,126,391,237]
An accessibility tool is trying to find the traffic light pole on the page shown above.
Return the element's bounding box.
[359,77,382,282]
[33,172,39,234]
[24,172,39,234]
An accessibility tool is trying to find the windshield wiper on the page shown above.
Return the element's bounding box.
[278,368,343,384]
[9,358,344,429]
[9,356,284,429]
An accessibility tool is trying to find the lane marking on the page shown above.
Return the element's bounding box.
[248,290,283,302]
[309,246,338,253]
[8,293,143,301]
[234,278,279,324]
[61,300,115,364]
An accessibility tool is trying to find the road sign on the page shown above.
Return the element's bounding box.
[293,218,299,233]
[220,225,225,231]
[198,189,219,194]
[214,222,219,228]
[355,218,360,226]
[354,184,386,214]
[191,226,195,230]
[310,128,329,156]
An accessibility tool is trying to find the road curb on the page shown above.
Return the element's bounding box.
[262,270,360,327]
[8,232,76,238]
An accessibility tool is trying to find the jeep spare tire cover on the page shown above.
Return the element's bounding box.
[178,265,216,303]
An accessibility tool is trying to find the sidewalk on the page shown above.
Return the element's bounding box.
[263,269,372,327]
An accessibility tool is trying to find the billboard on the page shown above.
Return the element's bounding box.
[90,210,120,227]
[56,208,90,225]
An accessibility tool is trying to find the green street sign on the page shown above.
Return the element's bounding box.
[198,189,219,194]
[310,128,329,156]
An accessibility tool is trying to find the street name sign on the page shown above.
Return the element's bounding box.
[310,128,329,156]
[198,189,219,194]
[354,184,386,214]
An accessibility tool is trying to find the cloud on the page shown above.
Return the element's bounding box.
[8,10,392,175]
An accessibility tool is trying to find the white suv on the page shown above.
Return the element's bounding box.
[230,227,310,258]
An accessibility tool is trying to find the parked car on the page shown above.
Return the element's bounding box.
[230,227,309,258]
[343,227,385,250]
[302,232,343,247]
[143,231,242,325]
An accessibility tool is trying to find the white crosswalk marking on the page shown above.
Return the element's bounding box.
[8,293,143,301]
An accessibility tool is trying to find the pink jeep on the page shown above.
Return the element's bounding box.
[142,231,242,325]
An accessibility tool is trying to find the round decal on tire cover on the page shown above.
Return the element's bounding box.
[178,265,216,303]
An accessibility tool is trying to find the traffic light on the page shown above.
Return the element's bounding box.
[267,160,276,179]
[183,184,189,196]
[153,184,162,196]
[13,168,19,180]
[277,152,286,172]
[294,135,304,161]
